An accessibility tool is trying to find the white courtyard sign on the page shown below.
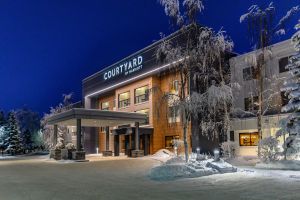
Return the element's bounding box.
[103,56,143,81]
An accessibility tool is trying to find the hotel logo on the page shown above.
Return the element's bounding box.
[103,56,143,81]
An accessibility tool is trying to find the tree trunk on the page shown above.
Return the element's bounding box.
[183,123,189,163]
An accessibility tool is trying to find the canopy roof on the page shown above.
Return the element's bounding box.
[46,108,146,127]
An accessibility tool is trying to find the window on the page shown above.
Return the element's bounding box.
[170,80,179,94]
[168,106,180,123]
[243,66,257,81]
[230,131,235,142]
[165,135,179,148]
[281,91,289,107]
[244,96,259,111]
[134,86,149,104]
[101,101,109,110]
[136,109,150,125]
[118,91,130,108]
[239,133,259,146]
[279,57,289,73]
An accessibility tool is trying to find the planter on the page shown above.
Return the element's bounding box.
[61,149,68,160]
[67,149,75,160]
[72,151,86,160]
[102,151,113,157]
[50,149,62,160]
[131,150,144,158]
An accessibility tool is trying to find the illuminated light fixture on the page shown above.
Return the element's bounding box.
[196,147,200,154]
[85,57,187,98]
[214,149,220,161]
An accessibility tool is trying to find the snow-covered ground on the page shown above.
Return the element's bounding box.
[0,156,300,200]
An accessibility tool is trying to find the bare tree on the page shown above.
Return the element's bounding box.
[157,0,233,162]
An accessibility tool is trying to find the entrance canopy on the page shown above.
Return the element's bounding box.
[46,108,146,127]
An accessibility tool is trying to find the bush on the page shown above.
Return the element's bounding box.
[220,141,236,159]
[259,136,280,163]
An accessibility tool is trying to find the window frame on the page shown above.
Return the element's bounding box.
[239,132,259,146]
[134,85,149,104]
[279,56,290,73]
[118,91,130,108]
[168,106,180,123]
[243,66,257,81]
[101,101,110,111]
[244,96,259,112]
[135,108,150,125]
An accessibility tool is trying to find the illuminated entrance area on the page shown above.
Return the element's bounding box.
[46,108,147,160]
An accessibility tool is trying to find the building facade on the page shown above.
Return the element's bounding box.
[230,39,295,156]
[81,29,194,155]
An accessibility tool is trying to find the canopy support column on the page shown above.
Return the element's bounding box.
[53,124,58,146]
[103,126,112,156]
[131,122,144,158]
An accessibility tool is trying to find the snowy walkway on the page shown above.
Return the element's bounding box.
[0,156,299,200]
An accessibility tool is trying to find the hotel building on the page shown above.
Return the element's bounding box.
[230,39,295,156]
[48,26,294,159]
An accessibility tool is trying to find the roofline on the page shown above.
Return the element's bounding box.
[82,24,200,83]
[232,39,292,60]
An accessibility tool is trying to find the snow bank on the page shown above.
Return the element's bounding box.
[150,149,175,162]
[149,157,237,180]
[256,160,300,170]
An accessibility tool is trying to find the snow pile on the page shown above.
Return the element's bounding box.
[256,160,300,170]
[150,149,175,162]
[149,156,237,180]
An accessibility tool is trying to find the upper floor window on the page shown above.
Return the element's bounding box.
[281,91,289,107]
[279,56,290,73]
[136,109,150,125]
[101,101,109,110]
[118,91,130,108]
[134,86,149,104]
[168,106,180,123]
[243,66,256,81]
[244,96,259,111]
[170,80,179,94]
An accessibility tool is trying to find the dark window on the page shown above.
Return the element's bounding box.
[281,91,289,107]
[239,133,259,146]
[244,96,259,111]
[134,86,149,104]
[230,131,235,142]
[243,66,256,81]
[279,57,289,73]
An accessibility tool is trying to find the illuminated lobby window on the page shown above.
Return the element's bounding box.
[165,135,179,148]
[170,80,179,94]
[136,109,150,125]
[134,86,149,104]
[118,91,130,108]
[101,101,109,110]
[239,133,259,146]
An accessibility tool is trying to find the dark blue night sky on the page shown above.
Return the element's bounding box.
[0,0,298,114]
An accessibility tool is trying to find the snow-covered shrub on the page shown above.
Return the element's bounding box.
[220,141,236,159]
[65,143,75,150]
[259,136,280,163]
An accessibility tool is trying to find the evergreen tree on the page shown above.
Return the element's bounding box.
[22,129,33,151]
[0,111,8,152]
[5,112,22,155]
[280,20,300,159]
